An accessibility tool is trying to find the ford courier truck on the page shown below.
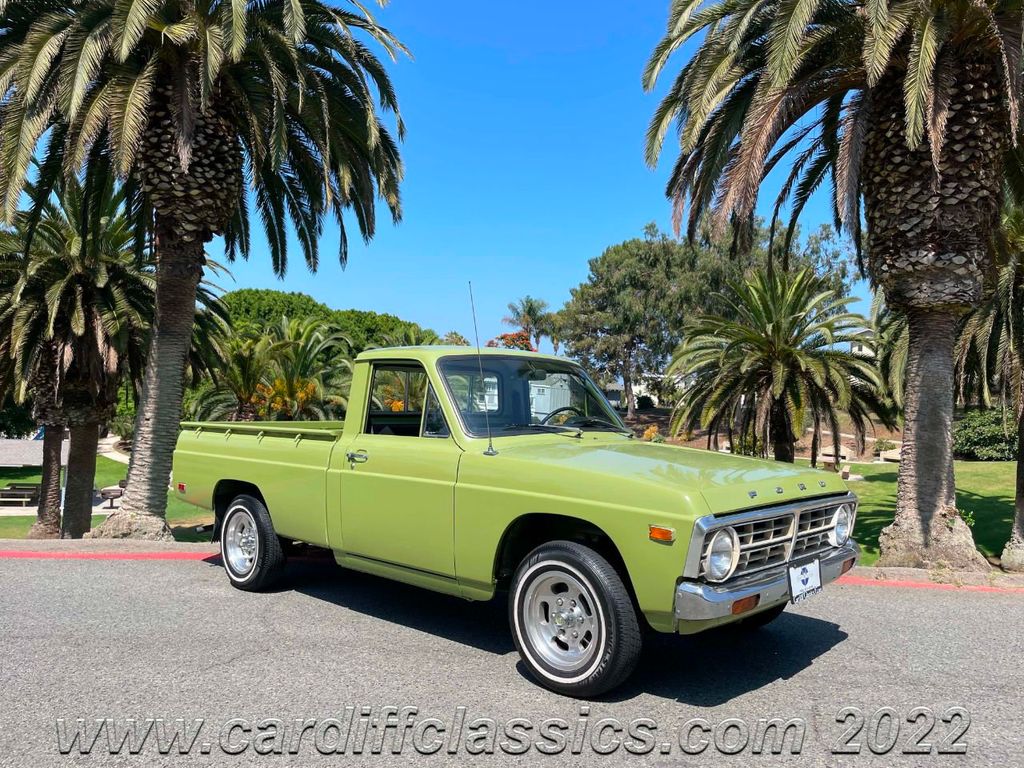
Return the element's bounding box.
[172,347,859,696]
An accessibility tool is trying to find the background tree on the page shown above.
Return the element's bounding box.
[669,268,894,463]
[503,296,550,350]
[486,331,535,351]
[953,204,1024,570]
[560,226,696,419]
[540,310,566,355]
[222,290,433,352]
[441,331,470,346]
[1,0,407,539]
[260,317,352,420]
[0,179,152,537]
[642,0,1016,569]
[379,325,441,348]
[190,335,277,421]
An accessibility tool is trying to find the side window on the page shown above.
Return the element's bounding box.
[366,365,429,437]
[421,386,450,438]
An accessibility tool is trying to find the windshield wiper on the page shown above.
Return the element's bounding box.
[569,417,634,437]
[502,423,581,436]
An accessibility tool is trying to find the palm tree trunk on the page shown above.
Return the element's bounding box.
[26,426,63,538]
[1000,409,1024,571]
[90,215,202,540]
[770,400,795,462]
[62,424,98,538]
[878,309,988,570]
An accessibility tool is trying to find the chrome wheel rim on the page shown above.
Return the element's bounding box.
[224,507,258,577]
[521,568,602,674]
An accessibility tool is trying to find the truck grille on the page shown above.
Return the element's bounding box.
[695,496,852,580]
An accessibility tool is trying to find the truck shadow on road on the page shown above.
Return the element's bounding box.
[608,617,848,705]
[278,556,847,705]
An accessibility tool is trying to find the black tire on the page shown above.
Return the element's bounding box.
[734,602,786,629]
[509,541,641,697]
[219,494,285,591]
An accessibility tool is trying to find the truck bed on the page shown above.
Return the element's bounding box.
[173,421,347,547]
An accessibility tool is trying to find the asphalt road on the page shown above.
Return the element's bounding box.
[1,552,1022,767]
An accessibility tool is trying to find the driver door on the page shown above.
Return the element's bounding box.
[340,363,460,577]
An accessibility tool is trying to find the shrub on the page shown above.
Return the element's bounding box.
[952,409,1017,461]
[110,415,135,446]
[875,438,896,453]
[636,394,655,410]
[642,425,661,442]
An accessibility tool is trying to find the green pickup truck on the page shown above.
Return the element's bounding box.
[173,346,858,696]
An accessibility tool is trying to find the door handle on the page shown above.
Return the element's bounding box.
[346,451,369,464]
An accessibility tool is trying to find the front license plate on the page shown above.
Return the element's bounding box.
[788,558,823,603]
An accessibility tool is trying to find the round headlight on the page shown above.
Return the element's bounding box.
[830,504,854,546]
[705,527,739,582]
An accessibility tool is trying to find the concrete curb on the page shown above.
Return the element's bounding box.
[0,538,217,555]
[847,564,1024,590]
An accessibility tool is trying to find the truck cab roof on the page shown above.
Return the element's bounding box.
[354,346,567,365]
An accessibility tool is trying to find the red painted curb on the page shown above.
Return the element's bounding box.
[837,574,1024,594]
[0,549,219,562]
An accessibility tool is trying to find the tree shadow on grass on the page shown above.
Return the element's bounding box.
[256,555,846,705]
[852,466,1013,560]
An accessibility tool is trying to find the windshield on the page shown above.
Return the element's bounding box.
[438,356,628,437]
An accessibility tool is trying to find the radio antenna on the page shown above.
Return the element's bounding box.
[468,281,498,456]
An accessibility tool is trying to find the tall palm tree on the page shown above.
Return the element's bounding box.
[668,269,894,465]
[0,178,152,537]
[643,0,1017,569]
[954,204,1024,570]
[504,296,549,350]
[0,253,64,537]
[1,0,405,538]
[541,309,565,355]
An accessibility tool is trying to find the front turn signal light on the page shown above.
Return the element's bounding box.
[648,525,675,543]
[731,595,760,615]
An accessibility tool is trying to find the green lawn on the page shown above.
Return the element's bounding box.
[843,460,1015,565]
[0,455,213,542]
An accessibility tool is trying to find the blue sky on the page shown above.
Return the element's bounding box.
[222,0,851,349]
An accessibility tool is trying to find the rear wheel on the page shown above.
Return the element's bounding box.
[510,541,641,697]
[220,495,285,591]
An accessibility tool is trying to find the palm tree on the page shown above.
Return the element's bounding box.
[541,309,565,355]
[504,296,549,350]
[668,269,894,465]
[0,253,64,538]
[1,0,406,538]
[871,294,909,411]
[0,178,152,537]
[191,334,276,422]
[953,204,1024,570]
[642,0,1016,569]
[379,325,441,347]
[263,316,352,420]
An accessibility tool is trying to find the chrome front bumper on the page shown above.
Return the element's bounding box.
[674,541,860,623]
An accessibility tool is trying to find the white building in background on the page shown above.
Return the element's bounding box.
[851,340,875,358]
[530,378,572,419]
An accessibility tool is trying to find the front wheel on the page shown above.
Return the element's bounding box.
[220,495,285,591]
[510,541,641,697]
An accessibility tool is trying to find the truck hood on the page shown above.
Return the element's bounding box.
[496,436,848,514]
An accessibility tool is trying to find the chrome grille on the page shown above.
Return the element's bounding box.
[690,494,854,581]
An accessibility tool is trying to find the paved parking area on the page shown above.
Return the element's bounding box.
[0,550,1021,766]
